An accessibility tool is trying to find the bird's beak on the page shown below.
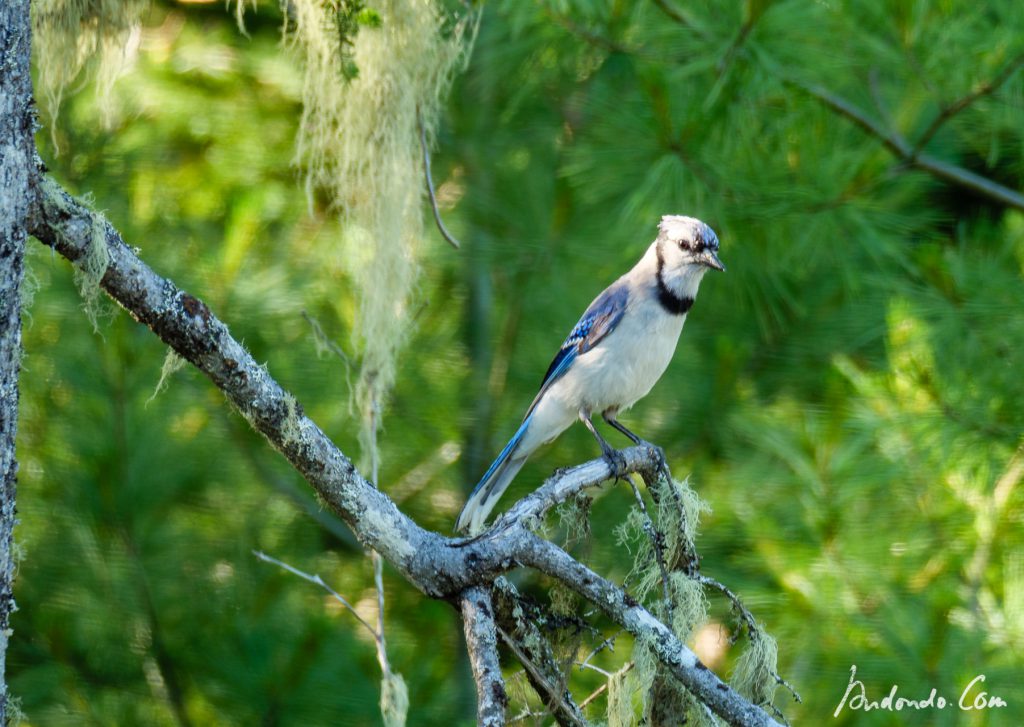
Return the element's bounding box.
[702,249,726,272]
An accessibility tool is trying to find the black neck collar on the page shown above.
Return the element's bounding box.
[655,242,694,316]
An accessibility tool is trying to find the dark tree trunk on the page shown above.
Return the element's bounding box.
[0,0,36,719]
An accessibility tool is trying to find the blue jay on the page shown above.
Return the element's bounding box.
[456,215,724,533]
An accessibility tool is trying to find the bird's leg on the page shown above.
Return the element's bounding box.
[601,410,643,445]
[602,411,668,475]
[579,409,627,477]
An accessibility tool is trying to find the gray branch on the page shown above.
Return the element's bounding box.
[521,536,782,727]
[461,587,508,726]
[26,175,783,727]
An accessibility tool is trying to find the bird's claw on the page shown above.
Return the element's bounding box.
[602,448,629,479]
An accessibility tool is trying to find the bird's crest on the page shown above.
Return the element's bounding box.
[658,215,719,253]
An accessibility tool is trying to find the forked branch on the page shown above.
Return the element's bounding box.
[27,173,784,727]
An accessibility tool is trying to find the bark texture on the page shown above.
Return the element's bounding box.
[461,587,507,727]
[0,0,36,720]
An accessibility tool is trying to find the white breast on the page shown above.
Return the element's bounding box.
[548,302,686,415]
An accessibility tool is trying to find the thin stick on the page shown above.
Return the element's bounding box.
[913,52,1024,156]
[497,626,587,727]
[368,403,394,677]
[695,573,758,643]
[696,574,802,705]
[578,661,634,710]
[579,630,620,672]
[254,550,377,638]
[417,109,461,249]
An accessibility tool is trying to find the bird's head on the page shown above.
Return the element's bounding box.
[656,215,725,274]
[651,215,724,305]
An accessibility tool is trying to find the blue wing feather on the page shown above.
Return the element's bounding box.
[537,283,629,393]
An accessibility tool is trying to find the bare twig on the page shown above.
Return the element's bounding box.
[254,550,378,637]
[579,630,620,672]
[301,310,352,366]
[773,672,803,706]
[417,109,461,249]
[462,587,508,726]
[695,573,758,643]
[574,661,611,678]
[696,573,802,705]
[508,707,549,724]
[913,52,1024,155]
[497,626,587,727]
[578,661,634,710]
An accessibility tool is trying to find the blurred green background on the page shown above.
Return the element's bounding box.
[13,0,1024,724]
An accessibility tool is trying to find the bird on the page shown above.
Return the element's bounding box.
[456,215,725,534]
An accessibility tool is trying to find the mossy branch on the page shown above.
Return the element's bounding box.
[27,175,785,727]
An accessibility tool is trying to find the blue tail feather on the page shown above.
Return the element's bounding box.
[469,413,531,500]
[457,413,533,532]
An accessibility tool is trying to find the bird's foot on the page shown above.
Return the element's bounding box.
[602,448,629,479]
[636,439,665,469]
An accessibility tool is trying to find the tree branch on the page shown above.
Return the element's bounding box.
[492,444,662,533]
[461,587,508,726]
[648,2,1024,214]
[26,174,783,727]
[913,52,1024,155]
[520,536,783,727]
[788,80,1024,212]
[27,174,445,589]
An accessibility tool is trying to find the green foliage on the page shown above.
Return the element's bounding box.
[15,0,1024,724]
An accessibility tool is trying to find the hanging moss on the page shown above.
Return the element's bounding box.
[731,627,779,709]
[284,0,475,480]
[605,665,637,727]
[379,670,409,727]
[147,349,187,403]
[615,476,711,603]
[32,0,146,137]
[667,571,707,643]
[557,492,593,546]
